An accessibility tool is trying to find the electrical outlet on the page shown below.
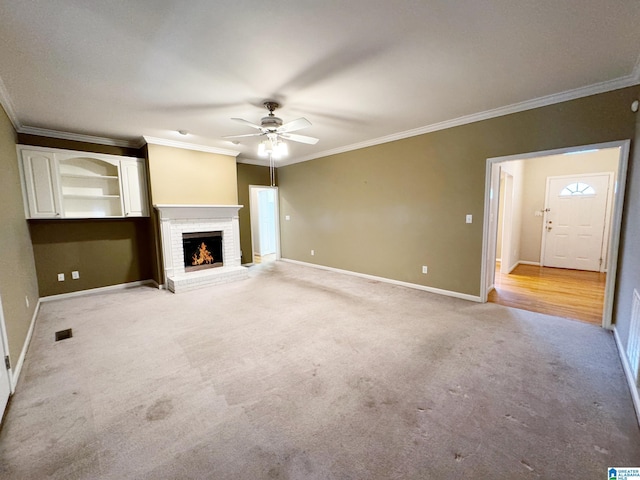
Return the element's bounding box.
[57,273,65,282]
[72,271,80,280]
[285,215,291,221]
[311,249,315,256]
[466,214,473,224]
[422,266,428,274]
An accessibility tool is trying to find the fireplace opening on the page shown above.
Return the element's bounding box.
[182,231,223,272]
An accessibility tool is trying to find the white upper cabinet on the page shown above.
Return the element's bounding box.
[20,149,62,218]
[120,158,149,217]
[17,145,149,219]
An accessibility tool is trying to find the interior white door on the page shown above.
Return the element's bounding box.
[542,173,612,271]
[0,298,12,420]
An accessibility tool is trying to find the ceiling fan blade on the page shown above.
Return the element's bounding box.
[222,133,264,139]
[231,118,264,130]
[278,117,312,133]
[280,133,319,145]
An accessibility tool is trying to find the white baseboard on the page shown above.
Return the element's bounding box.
[613,326,640,427]
[280,258,482,303]
[10,299,40,392]
[40,279,157,302]
[518,260,541,266]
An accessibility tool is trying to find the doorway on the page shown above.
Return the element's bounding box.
[249,186,280,264]
[0,296,12,422]
[481,141,630,328]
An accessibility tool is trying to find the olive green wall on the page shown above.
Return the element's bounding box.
[18,136,155,296]
[146,144,238,205]
[29,219,153,297]
[236,163,272,264]
[278,86,640,297]
[614,109,640,347]
[0,106,39,367]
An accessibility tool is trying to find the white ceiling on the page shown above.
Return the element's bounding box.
[0,1,639,166]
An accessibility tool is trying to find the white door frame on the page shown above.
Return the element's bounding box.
[480,140,630,329]
[0,295,13,421]
[539,172,614,272]
[248,185,281,263]
[500,171,515,274]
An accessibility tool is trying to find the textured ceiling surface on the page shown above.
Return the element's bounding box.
[0,1,639,164]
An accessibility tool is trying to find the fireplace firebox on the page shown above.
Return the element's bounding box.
[182,231,223,272]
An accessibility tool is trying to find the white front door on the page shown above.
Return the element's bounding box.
[542,173,613,271]
[0,298,12,421]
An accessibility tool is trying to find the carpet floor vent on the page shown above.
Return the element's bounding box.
[55,329,73,342]
[627,289,640,386]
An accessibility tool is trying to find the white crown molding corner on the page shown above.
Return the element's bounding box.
[17,125,138,149]
[143,136,241,157]
[0,75,22,132]
[633,52,640,84]
[289,73,640,166]
[236,157,270,167]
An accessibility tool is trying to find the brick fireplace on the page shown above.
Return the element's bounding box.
[154,205,248,292]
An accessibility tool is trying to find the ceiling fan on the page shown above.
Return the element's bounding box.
[223,101,319,156]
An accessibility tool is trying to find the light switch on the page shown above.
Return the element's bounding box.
[285,215,291,221]
[466,214,473,224]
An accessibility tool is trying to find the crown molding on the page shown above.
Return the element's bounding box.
[287,73,640,166]
[0,75,22,131]
[633,52,640,84]
[17,125,139,148]
[142,136,240,157]
[236,158,270,167]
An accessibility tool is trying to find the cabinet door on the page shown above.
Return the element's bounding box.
[120,159,149,217]
[20,150,62,218]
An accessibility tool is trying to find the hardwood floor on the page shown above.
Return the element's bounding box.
[488,262,606,325]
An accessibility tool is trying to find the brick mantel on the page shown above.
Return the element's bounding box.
[154,204,247,292]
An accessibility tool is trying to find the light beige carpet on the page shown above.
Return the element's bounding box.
[1,261,639,479]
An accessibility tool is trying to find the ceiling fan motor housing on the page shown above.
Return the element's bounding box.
[260,116,283,130]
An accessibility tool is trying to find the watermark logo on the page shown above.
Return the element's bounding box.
[609,467,640,479]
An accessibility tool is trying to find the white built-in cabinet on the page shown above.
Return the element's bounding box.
[18,145,149,219]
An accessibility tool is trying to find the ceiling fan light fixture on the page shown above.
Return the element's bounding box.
[276,141,288,157]
[258,141,268,157]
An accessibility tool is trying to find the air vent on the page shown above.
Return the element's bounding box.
[55,329,73,342]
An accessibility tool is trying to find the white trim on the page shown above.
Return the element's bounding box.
[603,141,630,329]
[236,158,269,167]
[17,125,138,149]
[633,52,640,84]
[0,296,14,398]
[40,279,156,302]
[480,140,630,331]
[281,258,482,303]
[613,326,640,427]
[285,76,640,166]
[518,260,540,266]
[248,186,281,264]
[10,299,40,392]
[143,136,240,157]
[0,75,21,131]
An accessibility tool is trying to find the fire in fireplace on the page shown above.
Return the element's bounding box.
[182,231,223,272]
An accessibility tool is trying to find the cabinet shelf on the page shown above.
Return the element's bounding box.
[62,194,121,199]
[61,173,119,179]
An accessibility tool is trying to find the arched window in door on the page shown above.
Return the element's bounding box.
[560,182,595,196]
